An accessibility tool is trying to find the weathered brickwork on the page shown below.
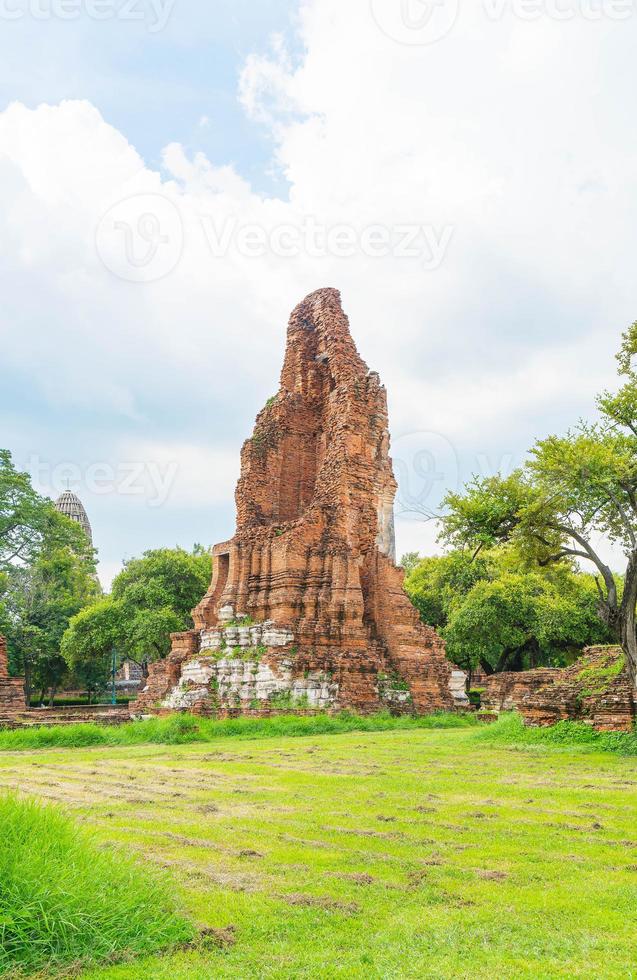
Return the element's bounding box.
[0,636,26,726]
[482,646,635,732]
[135,288,466,717]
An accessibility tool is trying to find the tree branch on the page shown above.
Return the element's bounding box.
[553,523,618,610]
[538,548,591,566]
[607,488,637,547]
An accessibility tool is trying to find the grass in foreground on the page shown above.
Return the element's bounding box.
[0,709,478,751]
[0,795,194,977]
[0,726,635,978]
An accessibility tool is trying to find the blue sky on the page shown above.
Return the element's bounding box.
[1,0,636,587]
[0,0,299,189]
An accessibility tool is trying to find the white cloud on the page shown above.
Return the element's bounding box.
[1,1,636,578]
[118,439,240,508]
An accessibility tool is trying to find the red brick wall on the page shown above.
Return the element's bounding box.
[0,636,27,725]
[482,647,635,732]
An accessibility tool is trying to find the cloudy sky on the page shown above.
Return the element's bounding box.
[1,0,635,588]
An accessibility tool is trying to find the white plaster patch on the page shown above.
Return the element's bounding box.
[161,653,339,712]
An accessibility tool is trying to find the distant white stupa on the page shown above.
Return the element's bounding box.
[54,490,93,546]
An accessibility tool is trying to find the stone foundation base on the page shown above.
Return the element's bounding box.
[132,621,469,719]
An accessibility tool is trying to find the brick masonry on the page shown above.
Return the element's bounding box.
[482,646,635,732]
[0,635,26,726]
[134,288,467,718]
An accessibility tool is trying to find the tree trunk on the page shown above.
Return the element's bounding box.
[23,665,32,708]
[49,685,57,708]
[620,550,637,695]
[496,649,515,673]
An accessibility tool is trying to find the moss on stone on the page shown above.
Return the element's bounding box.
[577,651,625,698]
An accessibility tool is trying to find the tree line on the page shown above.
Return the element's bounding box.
[0,449,210,704]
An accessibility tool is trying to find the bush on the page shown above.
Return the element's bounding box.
[475,711,637,755]
[468,688,485,708]
[0,795,194,975]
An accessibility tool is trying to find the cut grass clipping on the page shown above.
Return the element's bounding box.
[0,709,478,751]
[0,795,195,976]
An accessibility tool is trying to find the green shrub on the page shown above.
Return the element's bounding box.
[475,711,637,755]
[0,795,194,975]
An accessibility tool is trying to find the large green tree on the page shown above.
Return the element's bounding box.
[404,549,609,679]
[1,545,100,704]
[439,322,637,691]
[62,547,212,685]
[0,450,89,570]
[0,449,97,701]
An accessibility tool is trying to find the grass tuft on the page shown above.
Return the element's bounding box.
[0,710,478,752]
[0,795,195,976]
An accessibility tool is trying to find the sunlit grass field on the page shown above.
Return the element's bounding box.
[2,724,637,978]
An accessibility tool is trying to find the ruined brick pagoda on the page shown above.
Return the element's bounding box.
[135,288,466,717]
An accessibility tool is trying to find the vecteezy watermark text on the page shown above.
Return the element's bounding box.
[29,457,178,508]
[371,0,633,45]
[200,216,454,269]
[484,0,632,20]
[0,0,176,32]
[95,193,456,283]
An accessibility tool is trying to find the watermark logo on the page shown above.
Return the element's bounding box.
[370,0,460,45]
[392,431,461,518]
[95,193,183,283]
[391,432,520,519]
[96,202,454,282]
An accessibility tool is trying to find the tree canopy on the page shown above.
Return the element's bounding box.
[61,547,212,689]
[438,321,637,689]
[0,449,98,703]
[404,549,611,678]
[1,544,101,703]
[0,450,90,571]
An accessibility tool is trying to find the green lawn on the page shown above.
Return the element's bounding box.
[1,728,636,978]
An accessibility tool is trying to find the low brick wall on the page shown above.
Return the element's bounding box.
[15,704,131,727]
[482,646,635,732]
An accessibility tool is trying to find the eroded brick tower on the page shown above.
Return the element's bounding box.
[135,289,466,716]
